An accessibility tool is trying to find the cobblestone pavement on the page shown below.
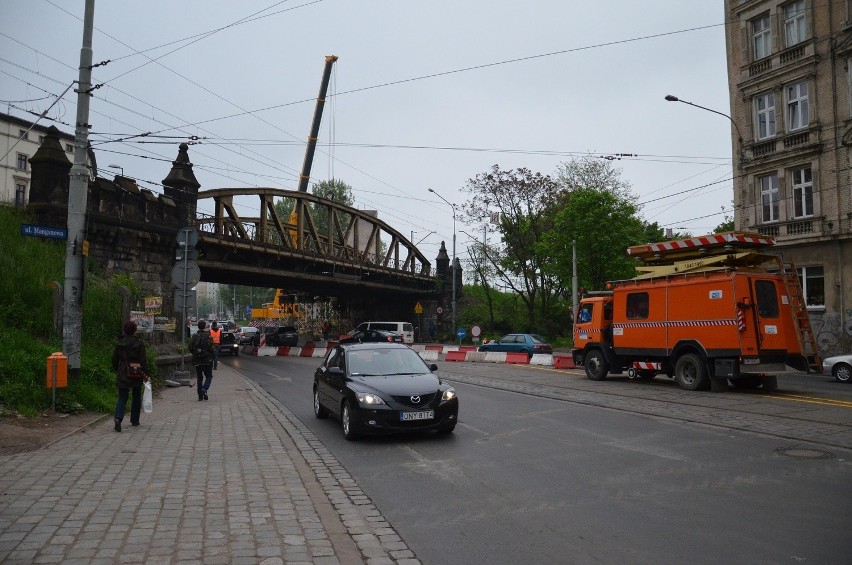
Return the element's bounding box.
[0,365,420,564]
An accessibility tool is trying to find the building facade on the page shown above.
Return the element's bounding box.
[1,112,76,207]
[725,0,852,356]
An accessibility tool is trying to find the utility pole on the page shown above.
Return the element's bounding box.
[63,0,95,378]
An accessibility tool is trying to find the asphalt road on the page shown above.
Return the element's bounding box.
[223,354,852,565]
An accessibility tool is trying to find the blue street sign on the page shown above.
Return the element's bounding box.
[456,328,467,340]
[245,305,253,318]
[21,224,67,240]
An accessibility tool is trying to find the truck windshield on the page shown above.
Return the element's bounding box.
[754,280,779,318]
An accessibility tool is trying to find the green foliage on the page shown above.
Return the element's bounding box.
[0,205,158,417]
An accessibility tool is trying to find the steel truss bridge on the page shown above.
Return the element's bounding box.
[194,188,441,302]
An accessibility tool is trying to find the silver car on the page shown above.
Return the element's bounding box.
[822,354,852,383]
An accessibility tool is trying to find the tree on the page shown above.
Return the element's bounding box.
[714,204,735,233]
[555,156,635,202]
[544,187,645,292]
[461,166,561,332]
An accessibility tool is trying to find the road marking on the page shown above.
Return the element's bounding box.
[766,392,852,408]
[266,372,292,382]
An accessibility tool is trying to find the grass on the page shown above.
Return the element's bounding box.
[0,205,160,417]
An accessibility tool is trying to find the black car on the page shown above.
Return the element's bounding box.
[313,342,458,440]
[264,325,299,347]
[218,331,240,356]
[338,328,404,344]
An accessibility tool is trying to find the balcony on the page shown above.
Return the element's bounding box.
[749,58,772,77]
[752,139,777,158]
[779,44,806,66]
[753,217,827,241]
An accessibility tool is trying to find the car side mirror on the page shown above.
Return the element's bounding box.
[429,363,438,371]
[326,367,343,376]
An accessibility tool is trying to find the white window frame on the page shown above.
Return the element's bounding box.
[755,92,776,140]
[785,0,806,47]
[786,81,809,131]
[16,153,28,171]
[796,266,824,310]
[790,167,813,218]
[753,14,772,60]
[760,174,780,223]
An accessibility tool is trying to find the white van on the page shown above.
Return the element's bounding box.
[354,321,415,344]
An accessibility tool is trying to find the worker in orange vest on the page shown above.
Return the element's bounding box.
[210,321,222,370]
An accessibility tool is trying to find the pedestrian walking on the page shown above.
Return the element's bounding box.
[111,320,149,432]
[210,321,222,370]
[322,320,330,341]
[428,320,436,342]
[190,320,215,401]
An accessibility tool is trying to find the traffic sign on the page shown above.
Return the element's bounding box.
[176,226,199,248]
[471,325,481,337]
[414,302,423,314]
[437,307,443,315]
[456,328,467,340]
[176,248,198,261]
[173,289,197,311]
[21,224,67,240]
[171,260,201,288]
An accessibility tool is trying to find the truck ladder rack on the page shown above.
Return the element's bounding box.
[778,261,822,373]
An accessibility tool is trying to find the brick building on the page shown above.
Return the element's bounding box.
[725,0,852,355]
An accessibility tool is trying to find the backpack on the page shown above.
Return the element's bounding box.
[120,347,147,381]
[191,332,213,361]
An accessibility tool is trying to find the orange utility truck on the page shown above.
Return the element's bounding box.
[571,232,821,392]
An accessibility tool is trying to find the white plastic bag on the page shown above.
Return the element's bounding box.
[142,380,153,413]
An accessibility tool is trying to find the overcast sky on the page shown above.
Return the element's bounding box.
[2,0,733,264]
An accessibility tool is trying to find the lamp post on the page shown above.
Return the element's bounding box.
[664,94,744,163]
[428,188,456,337]
[108,164,124,177]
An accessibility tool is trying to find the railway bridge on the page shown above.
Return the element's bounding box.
[26,130,457,328]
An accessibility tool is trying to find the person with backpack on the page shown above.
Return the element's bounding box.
[111,320,149,432]
[190,319,216,401]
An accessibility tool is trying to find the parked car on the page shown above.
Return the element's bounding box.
[352,321,415,344]
[218,331,240,356]
[478,333,553,358]
[823,354,852,383]
[264,325,299,347]
[313,342,458,440]
[238,326,260,345]
[339,328,404,344]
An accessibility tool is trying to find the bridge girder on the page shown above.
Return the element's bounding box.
[195,188,440,301]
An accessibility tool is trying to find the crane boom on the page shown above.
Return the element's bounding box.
[298,54,338,192]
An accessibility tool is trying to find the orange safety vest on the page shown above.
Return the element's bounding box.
[210,328,222,344]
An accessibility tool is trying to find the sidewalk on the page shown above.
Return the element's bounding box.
[0,365,419,564]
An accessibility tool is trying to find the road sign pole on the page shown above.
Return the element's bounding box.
[180,235,188,372]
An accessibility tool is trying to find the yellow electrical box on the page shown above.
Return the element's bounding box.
[46,352,68,388]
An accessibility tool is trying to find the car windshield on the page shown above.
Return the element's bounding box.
[347,348,430,377]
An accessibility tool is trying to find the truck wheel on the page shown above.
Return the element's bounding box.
[584,350,609,381]
[675,354,710,391]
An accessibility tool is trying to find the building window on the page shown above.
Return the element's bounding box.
[760,174,780,223]
[38,135,45,144]
[791,167,813,218]
[15,183,27,207]
[65,144,73,153]
[16,153,28,171]
[786,81,809,131]
[755,92,776,140]
[785,0,806,47]
[753,14,772,60]
[796,266,824,309]
[18,129,28,140]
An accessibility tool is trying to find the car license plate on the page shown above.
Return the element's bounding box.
[400,410,434,421]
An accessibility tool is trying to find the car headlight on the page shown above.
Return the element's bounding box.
[356,392,386,406]
[442,387,456,401]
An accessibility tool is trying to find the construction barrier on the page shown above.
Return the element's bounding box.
[445,351,468,362]
[505,352,530,364]
[553,355,576,369]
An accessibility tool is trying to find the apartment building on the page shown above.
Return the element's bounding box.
[725,0,852,356]
[0,111,76,207]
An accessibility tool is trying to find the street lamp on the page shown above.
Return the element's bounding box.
[108,164,124,176]
[664,94,744,162]
[428,188,456,337]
